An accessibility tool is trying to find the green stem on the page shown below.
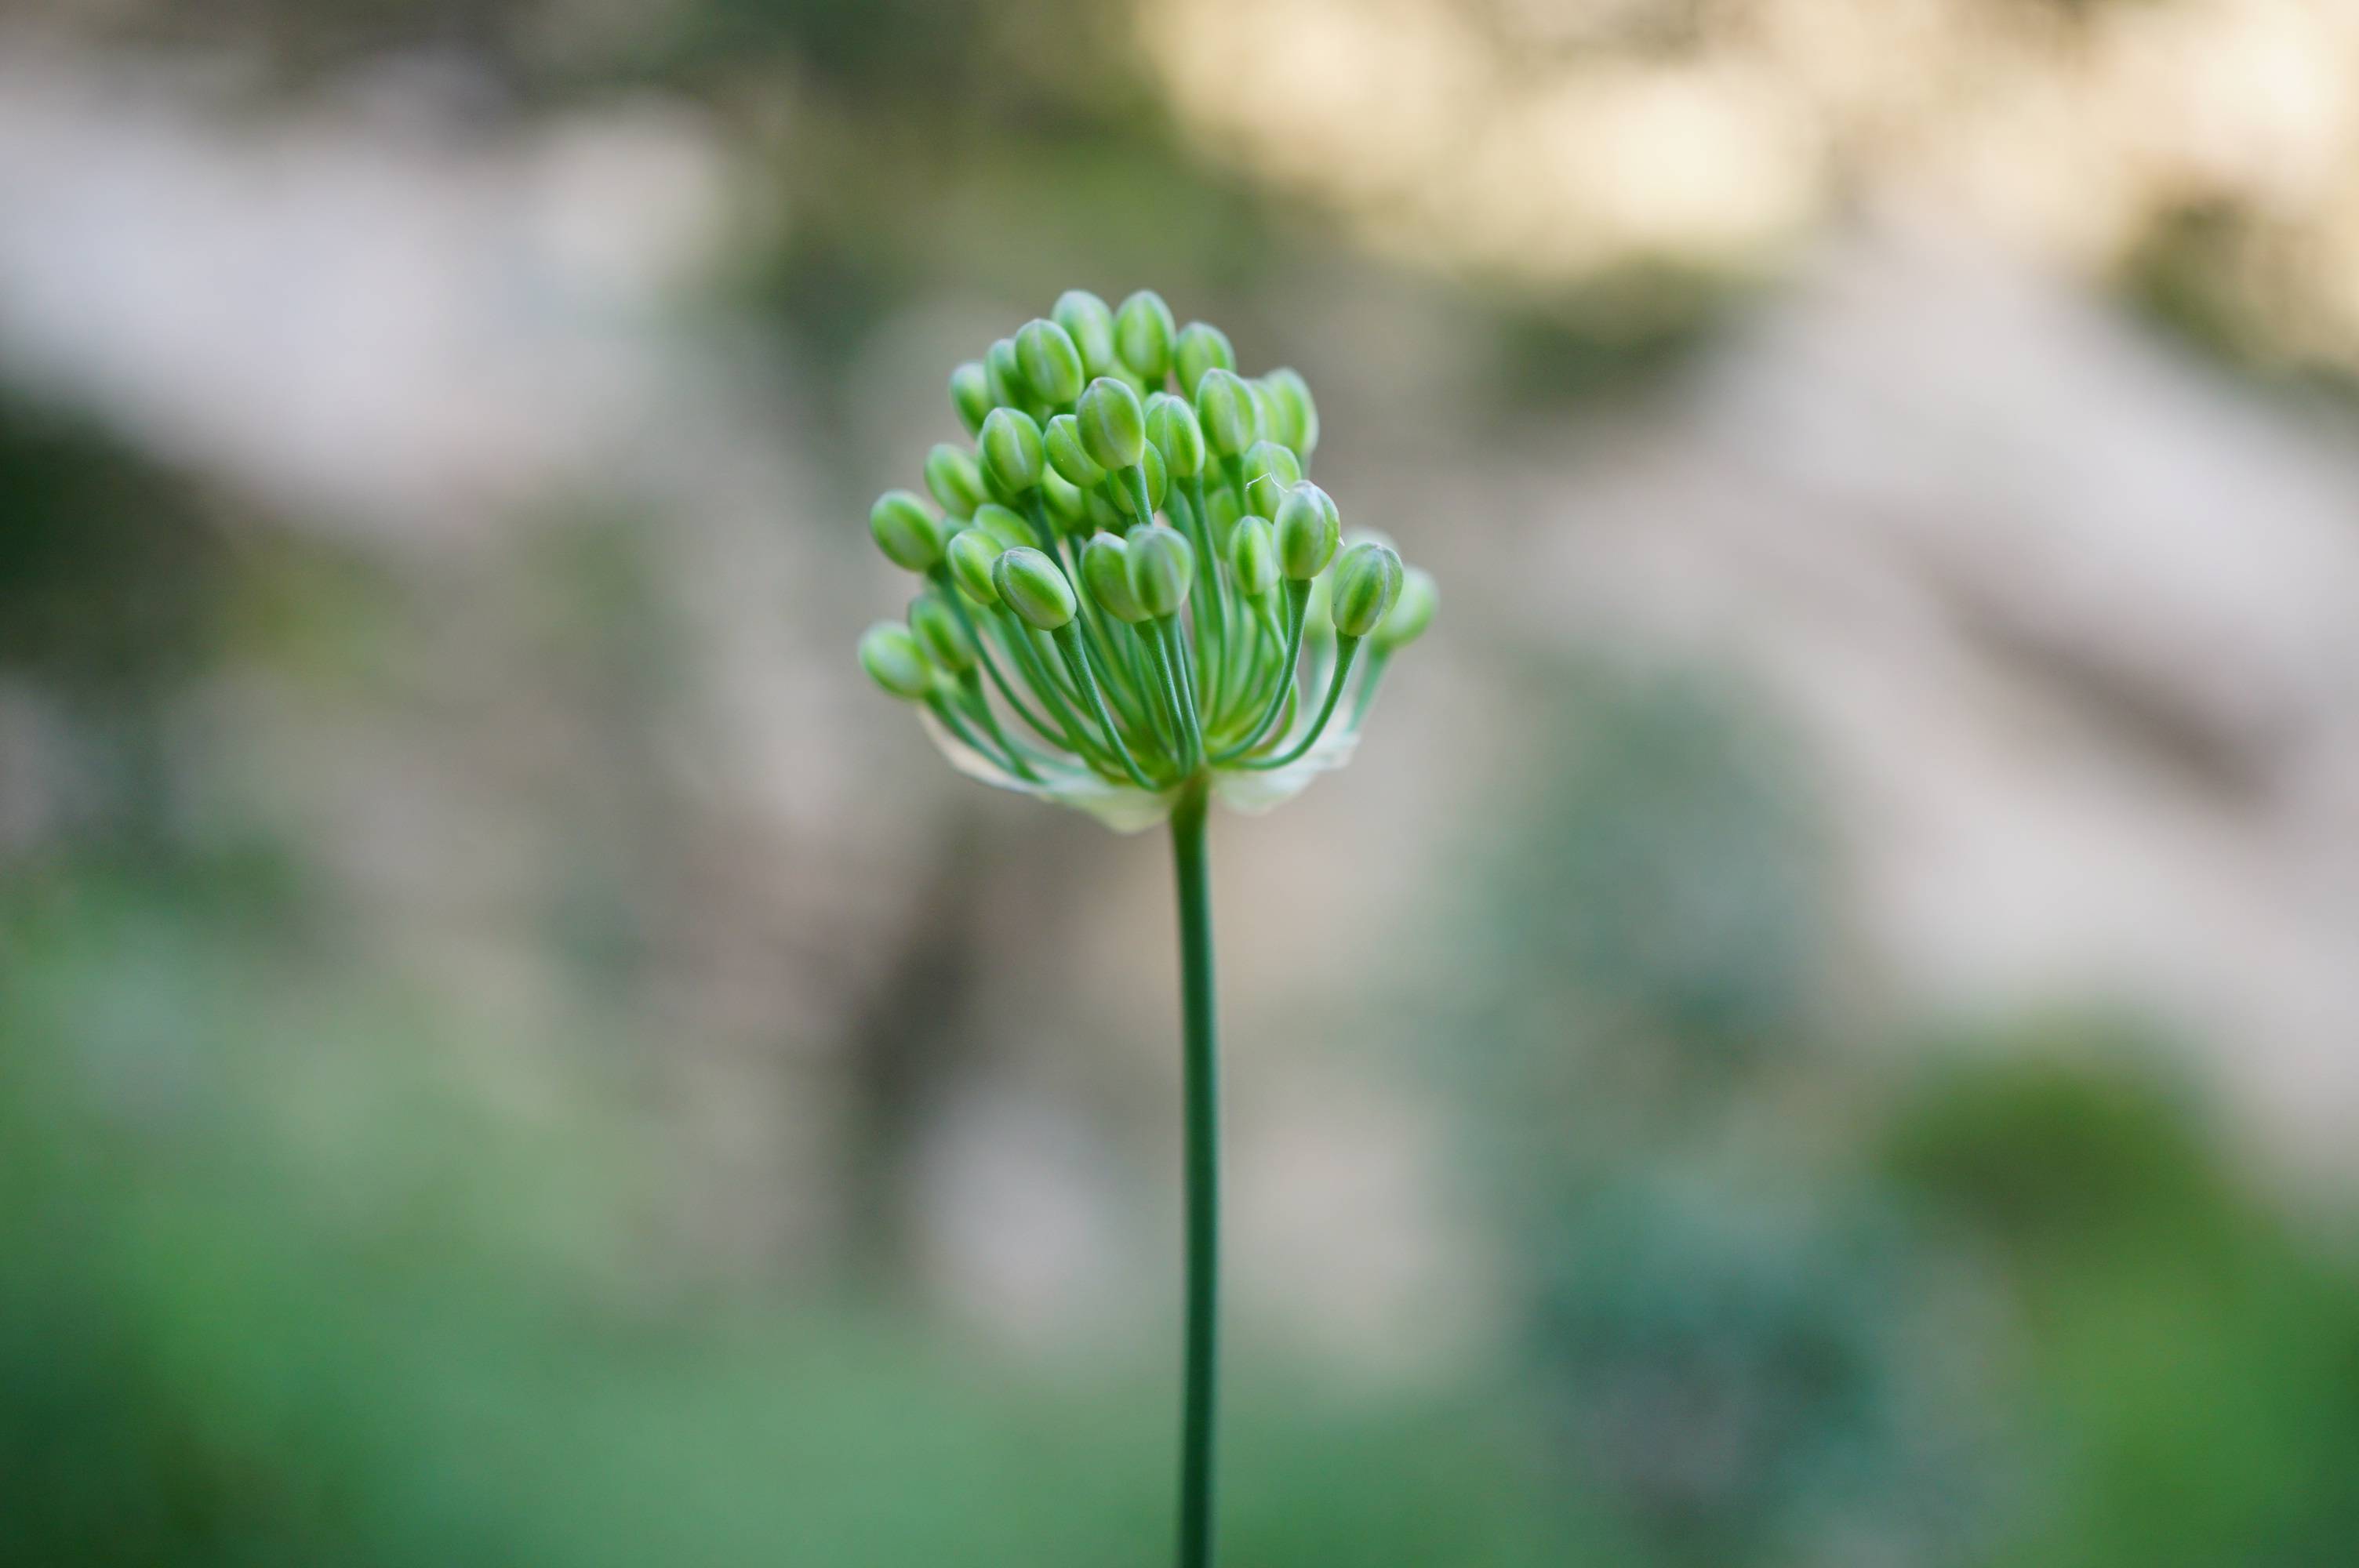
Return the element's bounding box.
[1238,636,1360,771]
[1169,781,1219,1568]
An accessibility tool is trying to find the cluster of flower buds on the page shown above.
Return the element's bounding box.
[858,290,1436,829]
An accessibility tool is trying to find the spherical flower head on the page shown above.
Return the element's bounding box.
[1078,376,1147,471]
[1107,441,1169,520]
[1081,532,1150,624]
[1260,368,1318,459]
[1274,481,1339,579]
[1241,440,1303,517]
[946,525,1004,604]
[1145,393,1207,478]
[950,361,994,437]
[1126,523,1194,618]
[1194,368,1258,459]
[863,291,1430,833]
[1114,289,1176,383]
[1227,514,1278,599]
[860,622,932,700]
[969,502,1034,550]
[1053,289,1118,379]
[1016,317,1086,408]
[1329,540,1403,637]
[1044,412,1107,490]
[871,489,947,572]
[993,546,1078,630]
[979,406,1045,495]
[925,444,990,519]
[909,591,976,673]
[985,337,1032,414]
[1173,321,1237,399]
[1375,564,1436,650]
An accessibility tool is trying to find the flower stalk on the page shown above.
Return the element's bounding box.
[856,292,1436,1566]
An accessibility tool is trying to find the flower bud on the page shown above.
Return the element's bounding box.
[1227,514,1278,598]
[1173,321,1236,399]
[1274,481,1339,580]
[1144,392,1207,478]
[909,592,976,673]
[1260,368,1318,458]
[1240,440,1304,516]
[946,525,1004,604]
[1203,484,1243,552]
[992,546,1077,630]
[1081,532,1149,623]
[985,336,1032,413]
[1041,467,1089,533]
[1194,368,1258,459]
[1085,485,1125,534]
[1052,289,1118,379]
[860,622,932,700]
[1125,523,1194,619]
[1016,317,1086,408]
[1114,289,1176,383]
[1375,564,1435,650]
[979,406,1045,495]
[871,489,947,571]
[1044,412,1107,490]
[950,361,994,437]
[1077,376,1146,471]
[1329,540,1402,637]
[1107,442,1169,520]
[924,443,990,519]
[969,502,1034,550]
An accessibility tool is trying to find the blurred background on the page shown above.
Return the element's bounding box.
[5,1,2359,1563]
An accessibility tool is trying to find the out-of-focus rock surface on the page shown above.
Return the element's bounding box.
[3,33,2357,1379]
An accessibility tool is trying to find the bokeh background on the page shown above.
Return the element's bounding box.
[7,2,2359,1563]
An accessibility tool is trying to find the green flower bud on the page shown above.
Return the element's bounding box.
[1173,321,1236,399]
[1203,484,1244,552]
[1374,564,1435,650]
[1114,289,1176,383]
[1144,393,1207,478]
[1081,532,1149,624]
[1274,481,1339,580]
[1016,318,1086,408]
[969,502,1034,551]
[1107,442,1169,520]
[985,337,1032,413]
[1125,524,1194,619]
[860,622,932,700]
[871,489,948,572]
[1085,485,1125,534]
[1329,539,1402,637]
[924,443,990,519]
[1053,289,1118,379]
[1227,514,1278,599]
[992,546,1077,630]
[1041,467,1089,534]
[950,361,994,437]
[1044,412,1107,490]
[1077,376,1146,471]
[1240,440,1304,516]
[1194,367,1257,458]
[909,592,976,673]
[1260,367,1318,458]
[979,406,1045,495]
[946,525,1004,604]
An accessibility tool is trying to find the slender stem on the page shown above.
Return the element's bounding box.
[1238,635,1360,771]
[1169,780,1219,1568]
[1211,583,1308,763]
